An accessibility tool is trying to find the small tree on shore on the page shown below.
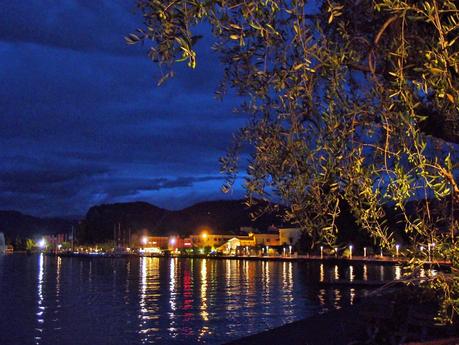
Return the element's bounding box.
[128,0,459,322]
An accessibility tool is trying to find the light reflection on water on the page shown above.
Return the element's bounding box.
[0,255,399,345]
[35,253,45,344]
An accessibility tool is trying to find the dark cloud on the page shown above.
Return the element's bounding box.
[0,1,141,55]
[0,1,246,217]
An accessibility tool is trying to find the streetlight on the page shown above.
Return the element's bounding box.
[320,246,323,259]
[395,244,400,257]
[201,232,208,240]
[38,238,46,250]
[283,247,286,256]
[265,245,269,256]
[349,245,353,259]
[335,247,338,258]
[363,247,367,258]
[141,236,148,246]
[289,245,292,256]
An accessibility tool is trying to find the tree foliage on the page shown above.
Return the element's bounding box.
[129,0,459,322]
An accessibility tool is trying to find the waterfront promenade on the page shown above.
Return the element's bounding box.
[46,251,451,268]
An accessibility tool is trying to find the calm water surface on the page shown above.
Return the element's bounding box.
[0,254,399,345]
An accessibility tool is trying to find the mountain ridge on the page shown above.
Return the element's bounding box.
[80,199,286,243]
[0,199,286,243]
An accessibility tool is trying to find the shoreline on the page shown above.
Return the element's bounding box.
[224,288,458,345]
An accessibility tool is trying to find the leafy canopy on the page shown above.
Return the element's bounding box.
[129,0,459,322]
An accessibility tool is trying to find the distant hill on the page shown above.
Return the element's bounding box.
[0,210,76,241]
[80,200,286,243]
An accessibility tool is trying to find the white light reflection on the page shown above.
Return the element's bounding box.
[139,257,161,343]
[318,289,326,306]
[54,257,62,331]
[140,257,147,313]
[262,261,270,301]
[395,265,402,280]
[35,253,45,344]
[334,265,339,280]
[138,257,148,344]
[56,257,61,289]
[349,265,354,282]
[225,259,231,294]
[334,289,341,310]
[169,258,176,312]
[319,263,324,283]
[281,261,294,304]
[350,288,356,305]
[363,264,368,281]
[197,259,209,340]
[168,258,177,338]
[200,259,208,321]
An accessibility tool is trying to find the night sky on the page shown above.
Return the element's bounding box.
[0,1,246,217]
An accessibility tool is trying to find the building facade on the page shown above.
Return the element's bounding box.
[253,233,280,246]
[279,228,302,246]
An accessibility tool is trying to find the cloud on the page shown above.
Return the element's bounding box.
[0,1,246,217]
[0,1,141,55]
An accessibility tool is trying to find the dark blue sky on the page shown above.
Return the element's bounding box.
[0,0,246,217]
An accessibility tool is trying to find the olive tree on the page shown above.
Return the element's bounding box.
[128,0,459,322]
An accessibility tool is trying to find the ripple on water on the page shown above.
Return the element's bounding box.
[0,255,398,345]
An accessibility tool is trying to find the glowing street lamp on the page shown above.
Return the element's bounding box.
[320,246,323,259]
[265,245,269,256]
[289,245,292,256]
[141,236,148,246]
[201,232,208,240]
[349,245,353,259]
[363,247,367,258]
[170,237,176,246]
[395,244,400,257]
[38,238,46,250]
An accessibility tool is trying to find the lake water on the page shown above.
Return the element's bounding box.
[0,254,399,345]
